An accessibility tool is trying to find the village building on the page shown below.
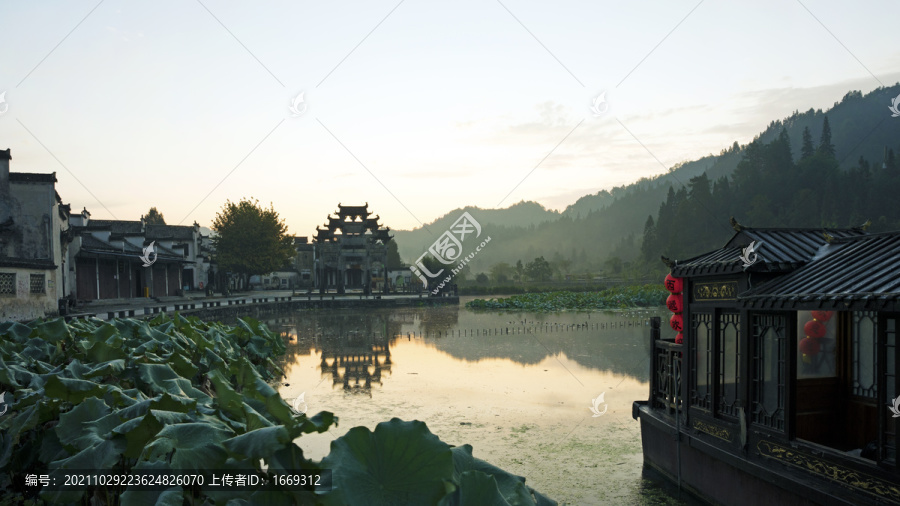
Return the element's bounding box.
[0,149,71,321]
[66,214,212,301]
[635,220,900,506]
[314,204,392,294]
[293,236,314,288]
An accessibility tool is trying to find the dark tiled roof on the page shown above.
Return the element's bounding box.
[80,235,143,254]
[145,224,195,241]
[88,220,143,235]
[740,232,900,308]
[79,235,185,261]
[730,228,865,265]
[10,172,57,184]
[672,226,867,277]
[0,258,56,269]
[337,203,370,216]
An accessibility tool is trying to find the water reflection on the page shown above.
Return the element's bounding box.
[265,304,660,394]
[262,303,678,505]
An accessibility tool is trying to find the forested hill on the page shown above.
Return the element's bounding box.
[393,84,900,279]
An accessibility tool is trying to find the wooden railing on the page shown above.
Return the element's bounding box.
[649,317,683,416]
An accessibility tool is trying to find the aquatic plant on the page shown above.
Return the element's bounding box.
[0,315,555,505]
[465,285,668,312]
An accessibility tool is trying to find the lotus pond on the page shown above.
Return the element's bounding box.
[267,298,696,505]
[0,300,697,505]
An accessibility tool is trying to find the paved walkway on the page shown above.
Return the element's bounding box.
[67,290,431,320]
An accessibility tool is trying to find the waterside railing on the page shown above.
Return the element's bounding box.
[649,317,682,416]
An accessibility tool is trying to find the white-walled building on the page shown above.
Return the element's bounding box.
[0,149,71,320]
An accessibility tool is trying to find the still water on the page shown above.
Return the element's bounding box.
[264,297,691,505]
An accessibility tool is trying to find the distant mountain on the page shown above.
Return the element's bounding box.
[391,84,900,277]
[392,201,559,266]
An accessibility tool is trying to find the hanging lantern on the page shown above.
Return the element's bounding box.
[799,337,821,355]
[664,273,683,294]
[666,293,684,314]
[675,332,684,345]
[670,314,684,332]
[811,310,834,322]
[804,320,827,339]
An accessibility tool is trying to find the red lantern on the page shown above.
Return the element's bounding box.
[664,273,683,294]
[804,320,827,339]
[666,293,683,314]
[675,332,684,345]
[670,314,684,332]
[811,310,834,322]
[799,337,821,355]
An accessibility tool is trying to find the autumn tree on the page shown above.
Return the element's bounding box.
[211,198,294,290]
[489,262,514,283]
[144,207,166,225]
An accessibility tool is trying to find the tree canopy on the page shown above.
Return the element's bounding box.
[211,198,294,283]
[144,207,166,225]
[525,256,552,281]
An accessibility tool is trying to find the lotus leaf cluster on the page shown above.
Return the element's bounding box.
[466,285,668,312]
[0,315,556,505]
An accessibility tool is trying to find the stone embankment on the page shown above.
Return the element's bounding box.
[64,293,458,322]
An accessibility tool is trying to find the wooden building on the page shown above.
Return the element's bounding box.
[69,213,194,300]
[634,220,900,505]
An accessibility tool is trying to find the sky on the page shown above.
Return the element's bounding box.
[1,1,898,237]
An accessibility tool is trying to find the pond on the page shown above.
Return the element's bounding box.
[264,297,694,505]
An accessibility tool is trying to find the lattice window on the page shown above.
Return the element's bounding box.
[881,317,896,465]
[751,313,786,431]
[852,311,877,398]
[691,312,713,411]
[0,273,14,295]
[718,313,741,417]
[30,274,45,294]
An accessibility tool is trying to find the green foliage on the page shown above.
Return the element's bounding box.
[144,207,166,225]
[466,284,668,311]
[212,198,295,280]
[0,316,558,505]
[392,85,900,282]
[320,419,554,506]
[385,240,403,270]
[524,257,552,282]
[0,314,329,504]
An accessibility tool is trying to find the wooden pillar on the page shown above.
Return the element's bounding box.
[95,257,100,300]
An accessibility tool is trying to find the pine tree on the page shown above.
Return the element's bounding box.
[817,116,835,158]
[641,215,656,262]
[801,127,815,160]
[144,207,166,225]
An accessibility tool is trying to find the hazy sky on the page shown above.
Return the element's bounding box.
[1,1,897,236]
